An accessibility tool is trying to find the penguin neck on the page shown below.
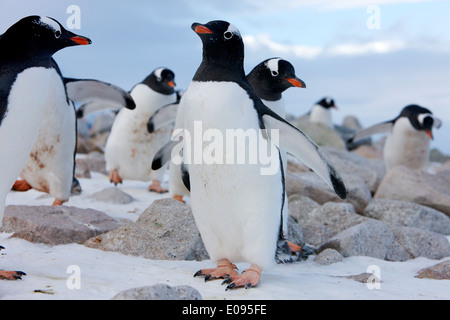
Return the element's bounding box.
[193,55,246,83]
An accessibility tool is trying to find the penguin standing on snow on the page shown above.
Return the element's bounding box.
[105,68,177,192]
[0,16,91,280]
[12,72,136,205]
[350,104,442,171]
[178,20,346,290]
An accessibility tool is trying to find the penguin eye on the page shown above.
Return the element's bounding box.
[224,31,233,40]
[54,30,61,38]
[271,71,279,77]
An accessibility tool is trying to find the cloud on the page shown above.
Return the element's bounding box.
[253,0,438,11]
[244,33,409,59]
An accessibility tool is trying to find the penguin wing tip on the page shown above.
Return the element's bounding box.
[331,174,347,200]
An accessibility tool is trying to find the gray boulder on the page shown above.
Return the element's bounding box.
[1,205,121,245]
[375,166,450,216]
[111,283,202,300]
[317,220,394,259]
[386,226,450,261]
[295,202,367,247]
[85,199,209,261]
[313,248,343,265]
[416,260,450,280]
[363,199,450,235]
[89,187,135,205]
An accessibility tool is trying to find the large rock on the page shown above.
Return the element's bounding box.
[85,199,209,261]
[386,226,450,261]
[291,117,347,150]
[89,188,135,205]
[317,220,394,259]
[111,284,202,300]
[375,166,450,216]
[295,202,367,246]
[286,170,371,214]
[363,199,450,235]
[416,260,450,280]
[322,147,386,193]
[1,205,121,245]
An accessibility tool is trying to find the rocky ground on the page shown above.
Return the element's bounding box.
[1,115,449,300]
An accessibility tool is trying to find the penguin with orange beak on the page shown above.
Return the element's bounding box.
[105,68,177,192]
[351,104,442,171]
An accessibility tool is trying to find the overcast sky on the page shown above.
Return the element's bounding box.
[1,0,449,153]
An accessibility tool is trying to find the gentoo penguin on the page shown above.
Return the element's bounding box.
[247,58,305,117]
[0,16,91,279]
[351,104,441,171]
[178,20,346,289]
[12,73,136,205]
[105,68,177,192]
[309,97,337,128]
[149,59,306,207]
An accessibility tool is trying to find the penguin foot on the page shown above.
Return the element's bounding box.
[0,247,26,281]
[0,270,26,281]
[223,265,262,291]
[194,259,239,282]
[148,180,168,194]
[173,195,185,203]
[109,170,123,186]
[288,241,303,253]
[12,180,33,192]
[52,199,67,206]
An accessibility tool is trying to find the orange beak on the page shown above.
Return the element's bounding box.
[286,78,306,88]
[426,130,434,140]
[70,36,92,46]
[194,25,214,34]
[168,81,176,88]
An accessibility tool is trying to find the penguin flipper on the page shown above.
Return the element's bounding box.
[350,121,394,143]
[147,102,179,133]
[262,113,347,200]
[64,78,136,116]
[151,140,180,171]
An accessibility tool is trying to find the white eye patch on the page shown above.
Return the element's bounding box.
[37,16,61,34]
[266,58,281,76]
[154,68,165,81]
[225,23,241,38]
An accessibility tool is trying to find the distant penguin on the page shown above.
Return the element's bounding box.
[0,16,91,280]
[350,105,442,171]
[12,73,136,205]
[178,20,346,290]
[105,67,177,192]
[309,97,337,128]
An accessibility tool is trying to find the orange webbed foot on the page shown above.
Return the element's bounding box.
[148,180,168,194]
[0,270,26,281]
[173,195,185,203]
[223,265,262,290]
[109,169,123,186]
[12,180,33,192]
[194,259,239,282]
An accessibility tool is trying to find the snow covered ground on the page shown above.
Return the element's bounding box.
[1,173,450,300]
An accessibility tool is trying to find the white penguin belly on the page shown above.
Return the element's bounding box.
[384,118,430,171]
[0,67,58,224]
[182,81,283,269]
[20,93,76,202]
[105,85,175,181]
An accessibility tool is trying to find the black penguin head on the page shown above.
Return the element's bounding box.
[141,67,176,95]
[191,20,245,81]
[247,58,306,101]
[398,104,440,139]
[1,16,91,58]
[317,97,337,110]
